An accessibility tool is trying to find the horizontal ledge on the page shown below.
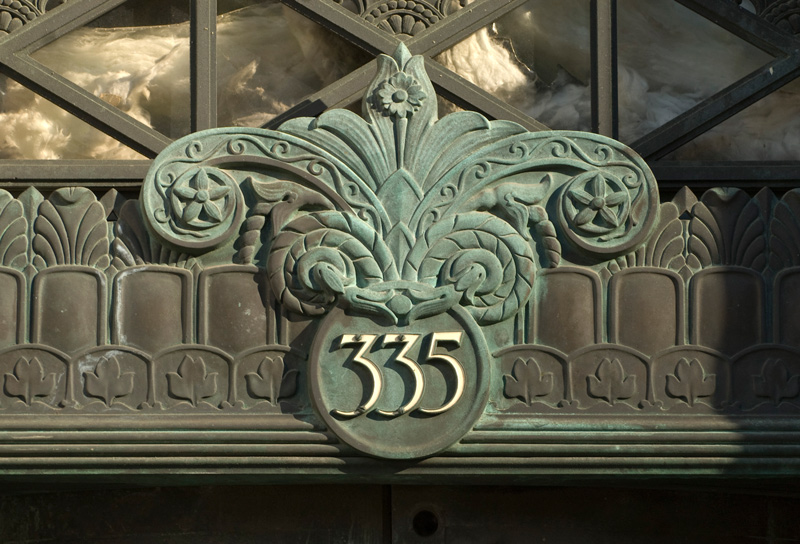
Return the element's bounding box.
[0,414,323,431]
[474,413,800,431]
[0,444,348,456]
[0,430,335,444]
[1,443,799,458]
[0,160,151,183]
[1,455,800,470]
[462,430,800,445]
[446,444,800,457]
[651,161,800,184]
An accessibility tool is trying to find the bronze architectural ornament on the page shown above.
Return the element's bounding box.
[1,44,800,473]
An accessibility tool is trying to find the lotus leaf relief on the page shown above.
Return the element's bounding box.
[141,43,658,324]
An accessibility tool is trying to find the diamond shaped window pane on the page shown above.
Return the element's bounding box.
[434,0,592,131]
[216,2,372,128]
[665,76,800,161]
[617,0,772,144]
[0,74,146,159]
[31,0,191,141]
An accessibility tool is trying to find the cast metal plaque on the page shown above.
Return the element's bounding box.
[1,45,799,479]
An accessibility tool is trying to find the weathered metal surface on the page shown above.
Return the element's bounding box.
[0,485,389,543]
[1,484,799,543]
[190,0,217,133]
[0,44,799,480]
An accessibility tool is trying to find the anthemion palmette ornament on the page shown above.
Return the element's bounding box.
[138,43,658,458]
[17,42,800,465]
[2,6,800,483]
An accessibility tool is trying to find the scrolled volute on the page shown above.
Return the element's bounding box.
[409,212,535,325]
[266,211,399,316]
[142,148,245,252]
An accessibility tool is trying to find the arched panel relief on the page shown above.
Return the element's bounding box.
[0,345,70,411]
[112,266,194,353]
[774,267,800,348]
[31,266,107,354]
[651,346,730,412]
[198,265,270,355]
[533,267,603,354]
[608,268,685,355]
[0,268,25,348]
[690,267,765,355]
[731,345,800,412]
[74,346,151,411]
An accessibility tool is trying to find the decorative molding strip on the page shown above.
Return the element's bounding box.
[0,0,51,35]
[1,44,799,476]
[333,0,462,36]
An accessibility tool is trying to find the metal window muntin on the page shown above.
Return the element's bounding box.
[0,0,798,189]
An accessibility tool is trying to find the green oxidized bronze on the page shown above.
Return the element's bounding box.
[142,44,658,327]
[139,44,658,458]
[2,43,800,473]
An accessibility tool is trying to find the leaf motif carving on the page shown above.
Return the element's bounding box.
[33,187,110,269]
[769,189,800,271]
[587,358,637,406]
[503,357,554,405]
[688,188,766,271]
[410,212,535,324]
[3,357,57,405]
[112,200,197,269]
[84,356,135,406]
[665,358,716,407]
[267,211,398,317]
[167,355,218,407]
[245,356,298,405]
[0,190,28,269]
[753,359,800,405]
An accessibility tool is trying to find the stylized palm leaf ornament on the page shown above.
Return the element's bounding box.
[142,44,658,325]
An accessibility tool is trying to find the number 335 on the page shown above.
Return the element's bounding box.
[332,332,465,418]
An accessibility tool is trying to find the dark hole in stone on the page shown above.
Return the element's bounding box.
[412,509,439,537]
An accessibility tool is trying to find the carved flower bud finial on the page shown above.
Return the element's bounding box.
[376,71,426,118]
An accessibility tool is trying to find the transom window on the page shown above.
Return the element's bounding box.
[1,0,799,194]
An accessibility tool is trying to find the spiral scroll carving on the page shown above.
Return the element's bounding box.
[412,213,535,325]
[266,212,398,316]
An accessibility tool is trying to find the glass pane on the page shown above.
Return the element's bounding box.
[216,2,371,128]
[32,0,191,141]
[0,74,146,160]
[434,0,592,131]
[666,77,800,161]
[617,0,772,143]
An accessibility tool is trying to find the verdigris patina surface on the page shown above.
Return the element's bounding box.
[1,44,799,476]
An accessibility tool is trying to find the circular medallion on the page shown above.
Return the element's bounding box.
[142,166,243,251]
[557,167,657,257]
[308,306,490,459]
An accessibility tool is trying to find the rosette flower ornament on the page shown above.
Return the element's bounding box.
[171,168,231,226]
[569,172,630,233]
[376,72,427,118]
